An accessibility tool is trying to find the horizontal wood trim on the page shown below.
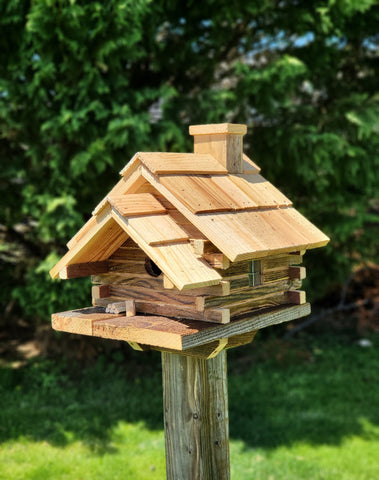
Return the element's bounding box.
[108,260,148,275]
[229,293,290,318]
[92,274,229,297]
[108,284,200,309]
[203,279,301,309]
[92,273,164,287]
[59,261,109,279]
[94,297,229,324]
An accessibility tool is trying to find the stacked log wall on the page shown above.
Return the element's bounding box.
[91,239,305,324]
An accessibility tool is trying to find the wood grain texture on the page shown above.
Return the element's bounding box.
[142,166,323,262]
[229,173,292,208]
[190,123,247,135]
[160,175,240,213]
[134,152,228,174]
[107,193,166,216]
[93,296,229,324]
[150,331,256,358]
[203,279,301,309]
[52,304,311,350]
[50,210,128,279]
[59,261,109,279]
[289,266,306,280]
[92,273,230,297]
[162,351,230,480]
[111,208,222,290]
[52,307,124,336]
[92,284,110,299]
[261,253,303,269]
[287,290,306,305]
[126,213,189,245]
[108,284,201,308]
[192,239,218,255]
[108,260,147,274]
[203,253,230,269]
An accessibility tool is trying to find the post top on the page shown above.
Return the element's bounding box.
[189,123,247,136]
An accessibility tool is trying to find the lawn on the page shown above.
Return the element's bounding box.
[0,333,378,479]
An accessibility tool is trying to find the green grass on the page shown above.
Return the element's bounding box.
[0,334,378,479]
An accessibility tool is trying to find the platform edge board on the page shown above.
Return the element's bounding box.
[52,303,310,351]
[181,303,310,349]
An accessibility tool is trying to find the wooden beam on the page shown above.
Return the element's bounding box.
[203,253,230,269]
[94,296,230,324]
[92,284,110,299]
[287,290,306,305]
[191,239,218,255]
[125,299,136,317]
[289,266,306,280]
[59,261,109,279]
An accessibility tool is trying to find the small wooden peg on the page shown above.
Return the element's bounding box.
[125,299,136,317]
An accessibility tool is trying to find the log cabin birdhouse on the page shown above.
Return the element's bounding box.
[50,123,329,357]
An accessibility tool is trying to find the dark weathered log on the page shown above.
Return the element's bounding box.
[59,261,109,279]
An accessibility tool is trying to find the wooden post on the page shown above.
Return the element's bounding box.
[162,350,230,480]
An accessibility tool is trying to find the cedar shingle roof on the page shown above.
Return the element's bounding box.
[50,142,329,288]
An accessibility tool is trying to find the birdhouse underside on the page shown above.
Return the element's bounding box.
[50,124,328,358]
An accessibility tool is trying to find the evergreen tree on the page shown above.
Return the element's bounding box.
[1,0,377,320]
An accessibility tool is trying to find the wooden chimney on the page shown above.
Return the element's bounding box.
[189,123,247,173]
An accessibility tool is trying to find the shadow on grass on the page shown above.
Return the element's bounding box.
[0,335,378,454]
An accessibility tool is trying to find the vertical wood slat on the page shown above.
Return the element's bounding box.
[162,351,230,480]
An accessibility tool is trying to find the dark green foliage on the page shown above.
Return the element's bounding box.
[1,0,378,321]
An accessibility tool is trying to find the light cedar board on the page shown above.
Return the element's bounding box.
[108,193,167,216]
[141,167,316,261]
[210,175,260,209]
[189,123,247,135]
[229,173,292,208]
[125,213,189,245]
[129,152,228,175]
[111,208,222,290]
[53,303,311,350]
[193,132,244,174]
[159,175,241,213]
[52,308,125,336]
[279,208,330,247]
[50,208,128,279]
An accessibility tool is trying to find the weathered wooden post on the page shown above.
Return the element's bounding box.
[162,351,229,479]
[49,123,329,478]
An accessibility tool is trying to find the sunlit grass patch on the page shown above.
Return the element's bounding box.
[0,423,165,480]
[0,334,378,479]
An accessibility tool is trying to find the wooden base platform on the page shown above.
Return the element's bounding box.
[52,303,310,354]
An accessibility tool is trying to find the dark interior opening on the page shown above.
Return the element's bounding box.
[144,258,162,277]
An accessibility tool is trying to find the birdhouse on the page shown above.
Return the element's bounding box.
[50,123,329,479]
[50,123,329,357]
